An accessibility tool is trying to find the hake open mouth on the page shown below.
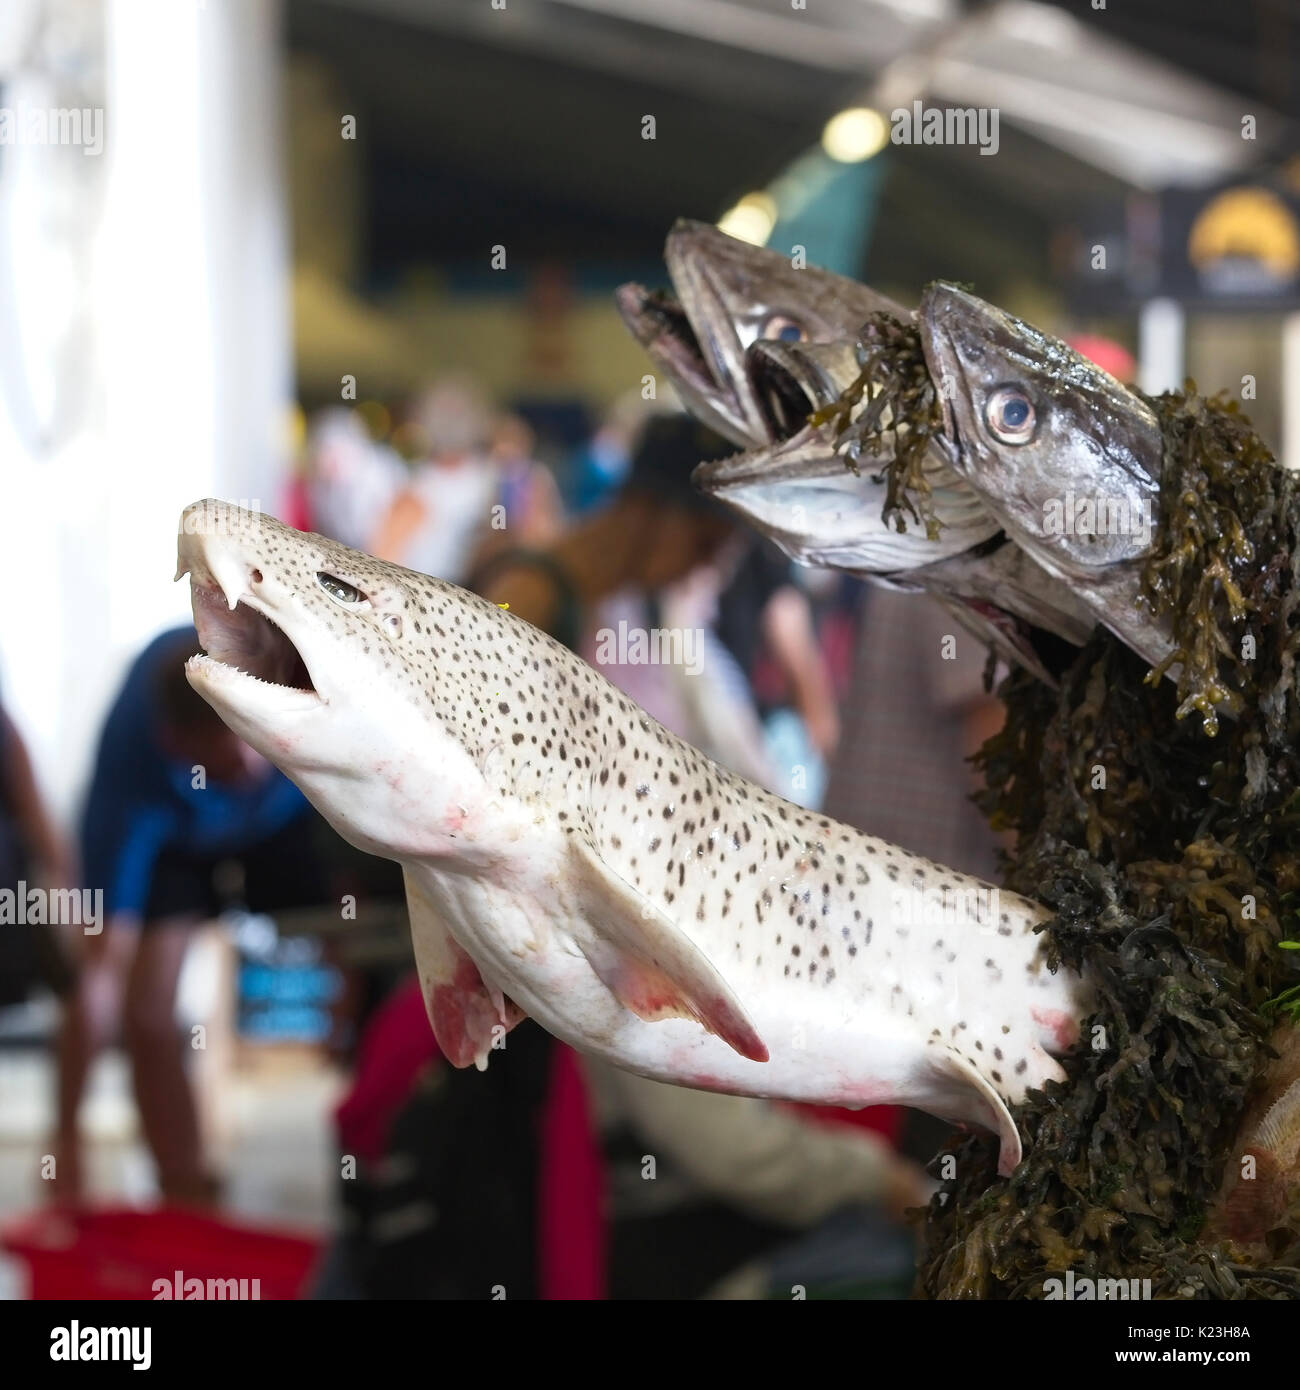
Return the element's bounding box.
[188,581,319,701]
[615,284,732,403]
[749,347,823,445]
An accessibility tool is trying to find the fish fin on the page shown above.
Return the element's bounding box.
[569,838,769,1064]
[928,1050,1023,1177]
[403,869,524,1070]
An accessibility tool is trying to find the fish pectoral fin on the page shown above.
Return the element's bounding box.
[403,869,524,1071]
[927,1050,1023,1178]
[570,839,769,1064]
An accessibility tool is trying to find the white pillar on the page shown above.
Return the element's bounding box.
[1137,297,1185,397]
[0,0,289,822]
[99,0,290,647]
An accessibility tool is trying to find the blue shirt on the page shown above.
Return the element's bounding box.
[81,627,308,917]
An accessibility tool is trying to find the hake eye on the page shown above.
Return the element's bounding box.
[984,385,1036,445]
[317,572,365,605]
[760,314,806,343]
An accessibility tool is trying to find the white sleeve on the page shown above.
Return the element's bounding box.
[582,1057,894,1229]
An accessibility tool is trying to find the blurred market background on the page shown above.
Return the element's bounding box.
[0,0,1296,1298]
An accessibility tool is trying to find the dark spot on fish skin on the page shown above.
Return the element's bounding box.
[1015,1059,1027,1075]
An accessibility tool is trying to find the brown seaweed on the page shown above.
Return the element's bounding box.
[808,312,944,540]
[919,622,1300,1298]
[1138,388,1292,735]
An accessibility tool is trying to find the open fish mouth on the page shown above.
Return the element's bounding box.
[749,340,825,443]
[184,573,320,707]
[691,345,851,491]
[615,283,746,426]
[617,273,811,442]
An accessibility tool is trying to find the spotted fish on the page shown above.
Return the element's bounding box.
[176,500,1091,1174]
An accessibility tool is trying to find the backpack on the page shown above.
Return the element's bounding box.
[339,1021,554,1299]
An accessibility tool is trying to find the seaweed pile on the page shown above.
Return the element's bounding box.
[811,318,1300,1297]
[1139,390,1290,735]
[916,387,1300,1299]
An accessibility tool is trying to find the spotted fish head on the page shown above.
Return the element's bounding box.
[175,499,523,860]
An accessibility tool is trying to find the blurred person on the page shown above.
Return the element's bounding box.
[471,412,565,570]
[318,977,589,1300]
[53,628,399,1206]
[568,389,647,513]
[748,566,841,764]
[0,693,76,1008]
[301,407,405,550]
[713,541,841,807]
[368,375,499,584]
[824,590,1002,901]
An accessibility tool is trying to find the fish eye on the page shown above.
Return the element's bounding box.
[317,572,367,606]
[984,385,1036,445]
[760,314,806,343]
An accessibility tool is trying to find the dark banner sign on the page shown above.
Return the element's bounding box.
[1060,175,1300,313]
